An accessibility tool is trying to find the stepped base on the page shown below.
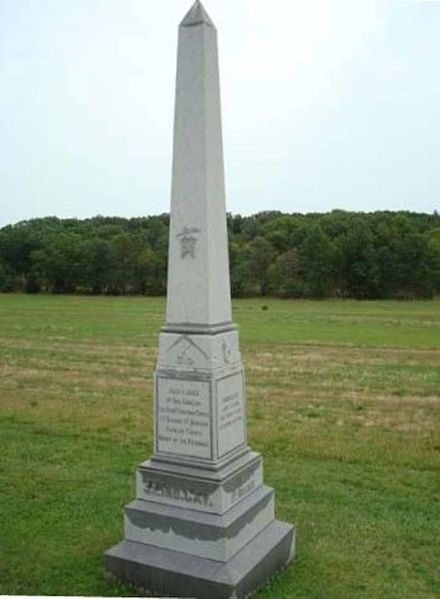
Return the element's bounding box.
[104,519,295,599]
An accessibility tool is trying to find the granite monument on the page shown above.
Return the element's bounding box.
[104,2,295,596]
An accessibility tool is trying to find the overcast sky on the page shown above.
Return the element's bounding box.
[0,0,439,228]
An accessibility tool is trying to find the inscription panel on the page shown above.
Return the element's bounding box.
[217,372,246,458]
[156,377,212,459]
[142,478,212,508]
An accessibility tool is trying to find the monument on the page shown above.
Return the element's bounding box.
[104,2,295,597]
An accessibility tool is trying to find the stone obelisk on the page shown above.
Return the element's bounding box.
[104,3,295,597]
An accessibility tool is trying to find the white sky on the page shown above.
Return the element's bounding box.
[0,0,439,227]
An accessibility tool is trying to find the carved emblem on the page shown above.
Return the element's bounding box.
[167,335,209,367]
[176,338,195,366]
[177,227,201,259]
[222,341,232,363]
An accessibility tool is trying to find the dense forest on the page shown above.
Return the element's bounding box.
[0,211,439,299]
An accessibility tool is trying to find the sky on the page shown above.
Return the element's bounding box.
[0,0,439,228]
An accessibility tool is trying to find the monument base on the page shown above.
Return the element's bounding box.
[104,453,295,597]
[104,519,295,599]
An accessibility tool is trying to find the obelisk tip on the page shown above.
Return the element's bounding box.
[180,0,215,29]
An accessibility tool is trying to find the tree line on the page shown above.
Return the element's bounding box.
[0,211,439,299]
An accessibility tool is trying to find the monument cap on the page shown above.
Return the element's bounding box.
[180,0,215,29]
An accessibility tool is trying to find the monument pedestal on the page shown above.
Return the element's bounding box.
[105,328,295,597]
[105,449,295,598]
[104,2,295,596]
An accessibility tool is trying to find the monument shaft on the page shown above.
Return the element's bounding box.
[167,12,231,327]
[104,3,295,597]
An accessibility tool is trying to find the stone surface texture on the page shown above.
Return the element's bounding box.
[166,0,231,328]
[104,2,295,597]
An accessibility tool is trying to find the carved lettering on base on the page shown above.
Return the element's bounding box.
[216,372,246,457]
[156,377,212,459]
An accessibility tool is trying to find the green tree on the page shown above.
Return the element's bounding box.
[241,236,277,296]
[108,234,139,294]
[77,239,112,294]
[0,259,11,291]
[30,233,83,293]
[268,249,303,298]
[337,221,379,298]
[300,225,334,298]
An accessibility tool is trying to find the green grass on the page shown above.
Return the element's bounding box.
[0,294,439,598]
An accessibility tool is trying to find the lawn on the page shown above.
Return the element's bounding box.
[0,294,439,598]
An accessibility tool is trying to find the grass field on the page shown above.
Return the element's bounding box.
[0,294,439,598]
